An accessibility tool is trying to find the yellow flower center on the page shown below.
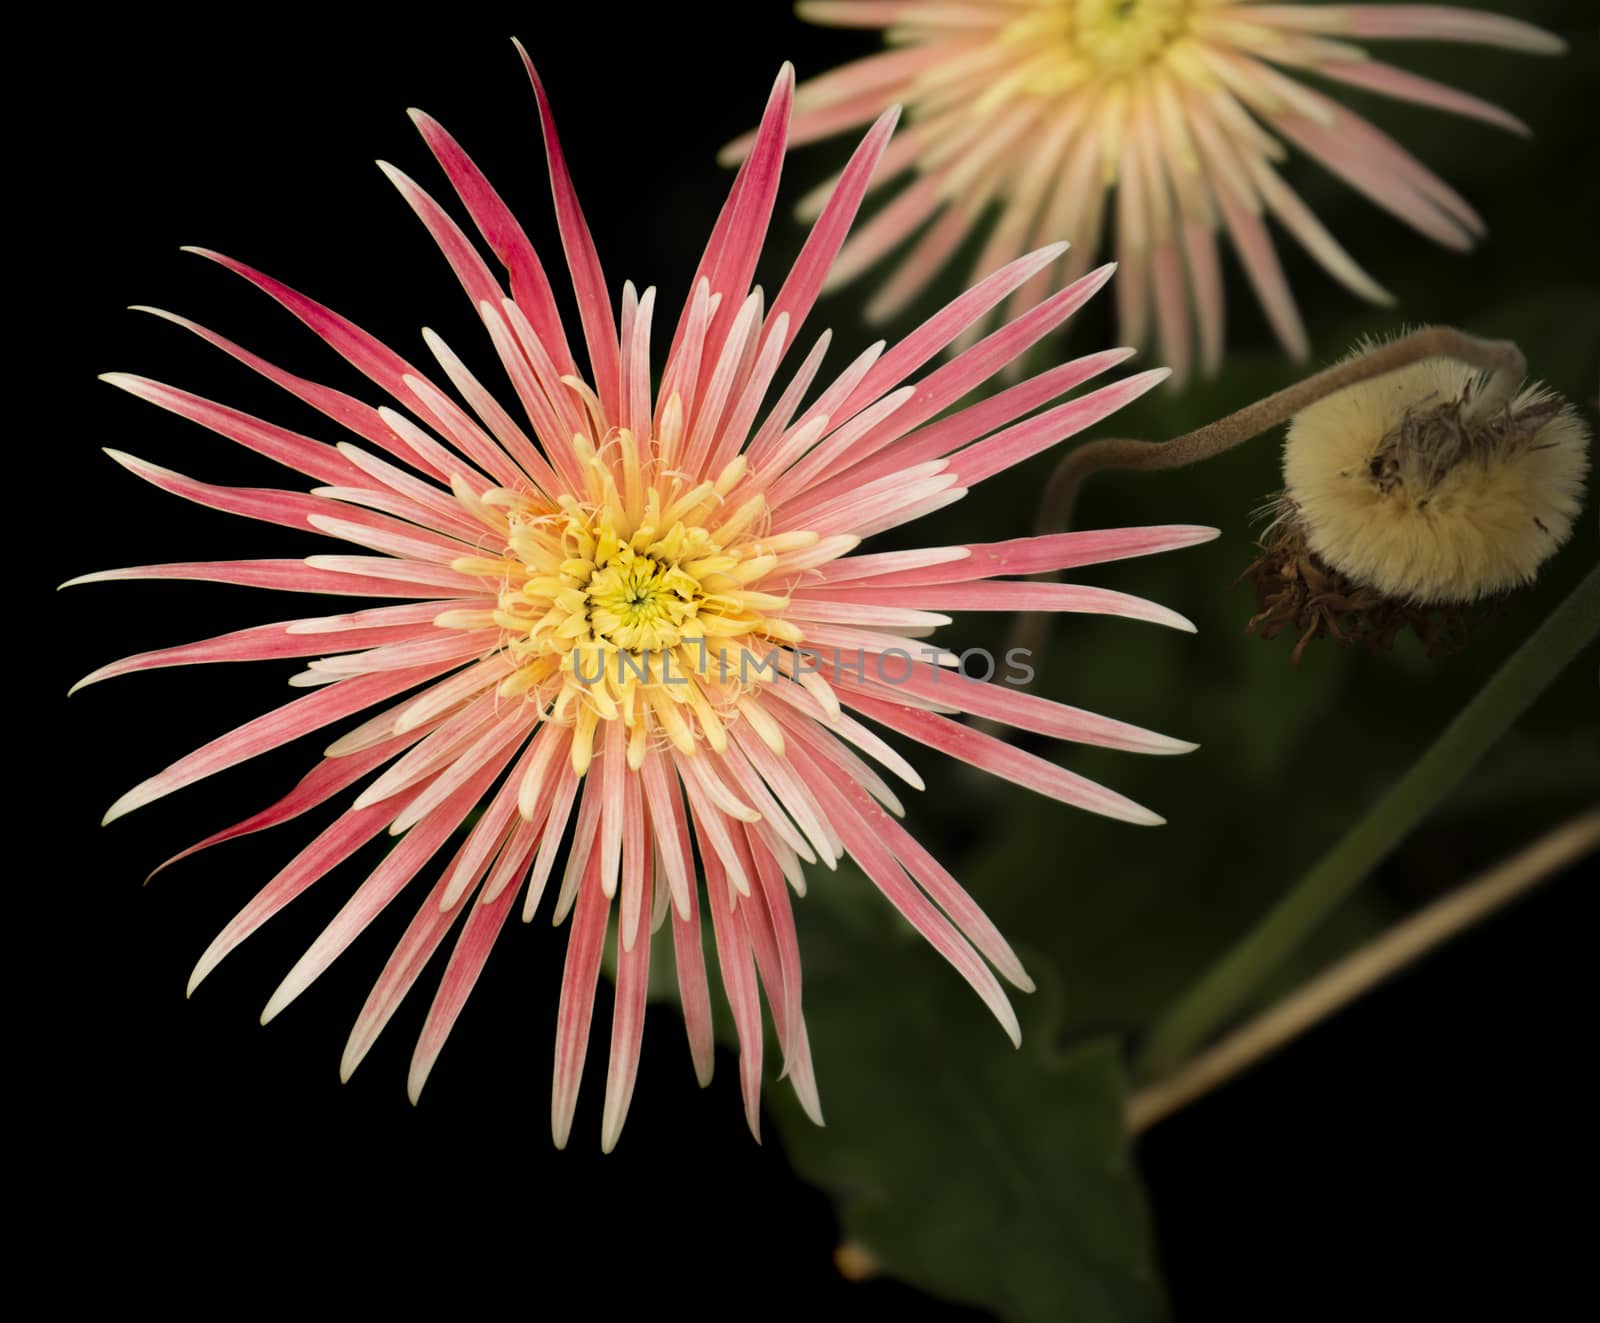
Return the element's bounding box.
[442,405,813,774]
[995,0,1193,97]
[1069,0,1190,75]
[573,534,708,654]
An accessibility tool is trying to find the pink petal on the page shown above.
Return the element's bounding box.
[841,349,1136,489]
[839,243,1070,421]
[183,248,482,477]
[100,373,362,486]
[517,47,621,425]
[840,687,1164,827]
[148,726,432,883]
[946,368,1171,487]
[188,797,403,995]
[601,852,652,1153]
[71,613,449,695]
[60,559,457,599]
[841,524,1220,587]
[1247,5,1565,54]
[260,739,518,1024]
[765,105,900,355]
[811,580,1195,631]
[551,849,611,1149]
[838,660,1194,755]
[407,107,577,376]
[340,849,471,1084]
[791,740,1020,1047]
[104,662,462,824]
[1312,58,1528,135]
[697,813,765,1141]
[407,851,523,1103]
[127,305,445,473]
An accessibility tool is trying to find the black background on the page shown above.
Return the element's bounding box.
[39,5,1595,1317]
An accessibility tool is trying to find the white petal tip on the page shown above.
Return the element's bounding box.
[259,987,294,1026]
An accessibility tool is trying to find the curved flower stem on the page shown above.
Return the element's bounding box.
[1127,808,1600,1134]
[1036,327,1523,536]
[1006,327,1524,665]
[1135,564,1600,1081]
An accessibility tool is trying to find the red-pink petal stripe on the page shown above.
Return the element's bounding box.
[260,740,517,1024]
[802,264,1118,495]
[837,243,1069,420]
[871,806,1033,993]
[832,662,1194,756]
[842,349,1135,489]
[518,47,621,425]
[407,107,577,376]
[184,248,469,479]
[61,559,455,598]
[104,662,461,824]
[946,368,1171,487]
[601,853,652,1153]
[101,374,364,486]
[339,846,472,1083]
[840,686,1165,827]
[148,726,433,882]
[669,877,716,1092]
[71,616,448,695]
[791,740,1021,1047]
[700,66,795,379]
[408,849,524,1102]
[697,815,765,1141]
[188,796,403,995]
[551,849,611,1148]
[810,580,1195,631]
[129,305,441,470]
[766,106,900,356]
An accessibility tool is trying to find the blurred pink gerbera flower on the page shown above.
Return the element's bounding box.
[756,1,1563,383]
[76,49,1214,1150]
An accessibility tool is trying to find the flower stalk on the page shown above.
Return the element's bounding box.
[1128,808,1600,1132]
[1137,563,1600,1081]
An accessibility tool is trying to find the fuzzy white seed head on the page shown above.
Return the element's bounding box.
[1282,354,1589,605]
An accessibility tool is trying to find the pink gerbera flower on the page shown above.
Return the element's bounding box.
[754,2,1564,383]
[75,48,1214,1150]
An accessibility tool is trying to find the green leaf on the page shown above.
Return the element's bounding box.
[764,875,1166,1323]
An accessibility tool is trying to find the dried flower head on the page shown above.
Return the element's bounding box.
[1282,353,1588,603]
[1243,343,1588,660]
